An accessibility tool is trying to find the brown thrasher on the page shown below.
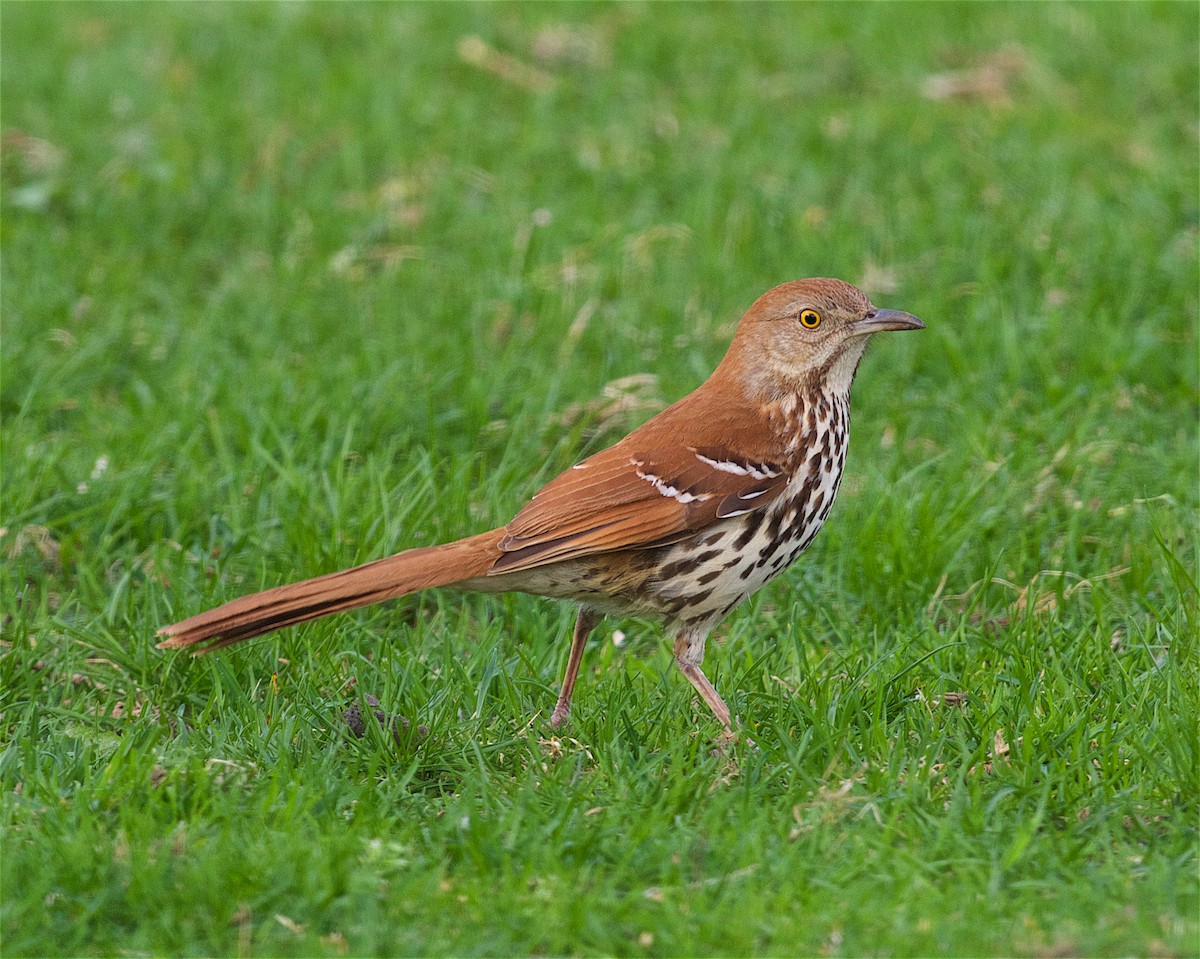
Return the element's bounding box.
[159,278,923,731]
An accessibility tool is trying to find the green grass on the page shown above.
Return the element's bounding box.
[2,3,1197,956]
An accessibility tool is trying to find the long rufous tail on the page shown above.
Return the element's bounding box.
[156,529,506,653]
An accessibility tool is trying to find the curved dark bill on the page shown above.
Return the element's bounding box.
[851,309,925,334]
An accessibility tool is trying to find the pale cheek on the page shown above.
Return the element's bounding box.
[773,333,821,374]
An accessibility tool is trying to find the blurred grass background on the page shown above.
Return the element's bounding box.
[2,3,1197,956]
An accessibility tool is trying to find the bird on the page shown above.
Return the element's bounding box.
[158,278,924,732]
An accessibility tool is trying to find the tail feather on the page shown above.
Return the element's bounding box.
[157,529,505,653]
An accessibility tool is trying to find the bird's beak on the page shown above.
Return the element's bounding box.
[850,309,925,335]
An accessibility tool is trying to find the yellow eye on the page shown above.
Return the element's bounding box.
[799,309,822,329]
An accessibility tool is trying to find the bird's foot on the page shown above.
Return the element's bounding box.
[710,724,757,755]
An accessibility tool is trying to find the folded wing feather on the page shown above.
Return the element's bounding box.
[489,443,787,574]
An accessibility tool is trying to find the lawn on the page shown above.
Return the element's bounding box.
[2,3,1197,956]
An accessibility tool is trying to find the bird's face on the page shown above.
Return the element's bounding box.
[730,278,924,397]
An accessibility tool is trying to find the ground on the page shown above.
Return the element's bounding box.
[2,4,1197,956]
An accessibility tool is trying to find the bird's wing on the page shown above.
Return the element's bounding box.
[489,442,788,573]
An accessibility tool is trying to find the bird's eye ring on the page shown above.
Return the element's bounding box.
[799,309,822,329]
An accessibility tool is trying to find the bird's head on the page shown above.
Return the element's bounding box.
[723,277,924,398]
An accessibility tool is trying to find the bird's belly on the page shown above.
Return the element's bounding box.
[489,465,845,627]
[643,468,844,625]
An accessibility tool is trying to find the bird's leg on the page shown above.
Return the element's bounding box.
[550,607,601,728]
[673,631,731,731]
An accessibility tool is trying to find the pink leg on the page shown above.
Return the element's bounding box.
[551,608,601,728]
[673,632,732,730]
